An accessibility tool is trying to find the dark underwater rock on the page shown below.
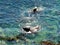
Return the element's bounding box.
[40,40,55,45]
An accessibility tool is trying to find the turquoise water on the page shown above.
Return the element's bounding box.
[0,0,60,45]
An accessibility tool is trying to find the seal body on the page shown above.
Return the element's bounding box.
[22,25,39,33]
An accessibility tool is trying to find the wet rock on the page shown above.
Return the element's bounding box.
[57,41,60,45]
[40,40,55,45]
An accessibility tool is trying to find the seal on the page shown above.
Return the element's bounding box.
[28,6,45,14]
[23,25,39,33]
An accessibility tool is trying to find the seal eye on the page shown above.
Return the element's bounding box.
[23,28,30,32]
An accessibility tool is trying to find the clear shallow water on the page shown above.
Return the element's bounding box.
[0,0,60,45]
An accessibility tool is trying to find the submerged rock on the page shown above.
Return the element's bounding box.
[40,40,55,45]
[57,41,60,45]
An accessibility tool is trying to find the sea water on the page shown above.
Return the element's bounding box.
[0,0,59,45]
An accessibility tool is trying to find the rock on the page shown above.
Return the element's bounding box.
[40,40,55,45]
